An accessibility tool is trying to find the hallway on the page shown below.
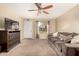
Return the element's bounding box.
[0,39,57,56]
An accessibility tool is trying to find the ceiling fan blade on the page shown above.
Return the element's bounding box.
[43,11,49,14]
[42,5,53,9]
[35,3,41,9]
[28,10,37,11]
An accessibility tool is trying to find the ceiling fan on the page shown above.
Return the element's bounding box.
[28,3,53,15]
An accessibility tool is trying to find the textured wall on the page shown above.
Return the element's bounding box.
[56,4,79,33]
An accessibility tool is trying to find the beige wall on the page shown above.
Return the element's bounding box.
[32,19,37,39]
[56,4,79,33]
[33,21,39,39]
[49,19,56,33]
[0,5,24,40]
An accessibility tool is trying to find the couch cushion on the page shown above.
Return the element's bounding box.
[59,34,73,42]
[71,35,79,44]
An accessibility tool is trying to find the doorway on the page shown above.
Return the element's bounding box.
[36,21,48,39]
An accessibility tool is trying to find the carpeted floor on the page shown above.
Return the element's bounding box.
[0,39,57,56]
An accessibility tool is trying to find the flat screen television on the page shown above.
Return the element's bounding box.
[5,18,19,30]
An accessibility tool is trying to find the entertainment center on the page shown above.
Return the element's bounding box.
[0,17,20,52]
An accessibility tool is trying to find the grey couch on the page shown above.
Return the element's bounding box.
[48,32,79,56]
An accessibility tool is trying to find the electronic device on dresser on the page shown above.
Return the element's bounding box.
[0,17,20,52]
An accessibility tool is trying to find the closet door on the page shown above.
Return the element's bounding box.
[24,19,33,39]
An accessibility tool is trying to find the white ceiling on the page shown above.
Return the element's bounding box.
[0,3,78,20]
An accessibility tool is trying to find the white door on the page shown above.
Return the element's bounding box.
[24,19,33,38]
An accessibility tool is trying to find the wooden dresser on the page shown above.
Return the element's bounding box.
[0,30,20,52]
